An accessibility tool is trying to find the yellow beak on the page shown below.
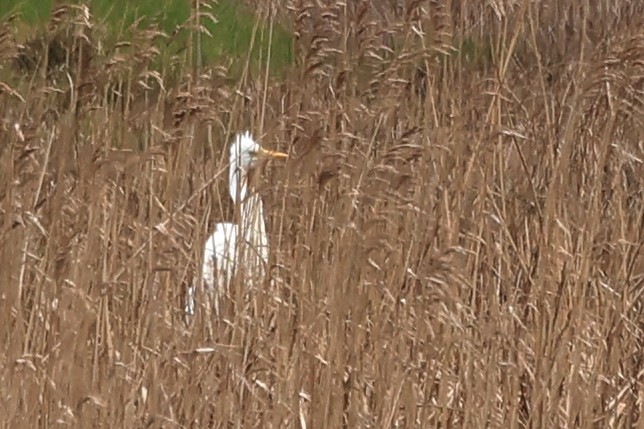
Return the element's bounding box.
[259,148,289,159]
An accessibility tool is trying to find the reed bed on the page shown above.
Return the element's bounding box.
[0,1,642,428]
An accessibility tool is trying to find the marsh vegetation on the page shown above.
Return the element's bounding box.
[0,1,642,427]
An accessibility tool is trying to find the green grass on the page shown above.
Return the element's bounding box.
[1,0,52,24]
[2,0,292,76]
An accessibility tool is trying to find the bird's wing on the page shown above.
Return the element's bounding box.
[186,222,238,320]
[203,222,238,289]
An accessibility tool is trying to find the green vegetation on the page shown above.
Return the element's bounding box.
[1,0,52,24]
[2,0,292,76]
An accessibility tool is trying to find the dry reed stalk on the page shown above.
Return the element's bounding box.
[0,1,641,428]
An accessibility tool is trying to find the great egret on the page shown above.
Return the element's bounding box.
[185,131,288,319]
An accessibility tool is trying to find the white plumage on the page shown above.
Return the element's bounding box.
[185,131,288,319]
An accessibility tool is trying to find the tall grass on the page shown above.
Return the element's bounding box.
[2,0,292,75]
[0,1,642,428]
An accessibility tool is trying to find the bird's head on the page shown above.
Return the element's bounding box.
[228,131,289,202]
[230,131,288,171]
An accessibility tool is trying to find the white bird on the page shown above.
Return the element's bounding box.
[185,131,288,319]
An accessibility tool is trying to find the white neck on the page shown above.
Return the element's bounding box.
[228,161,248,203]
[240,193,269,262]
[229,164,269,280]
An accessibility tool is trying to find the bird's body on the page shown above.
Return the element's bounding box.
[203,222,237,292]
[185,131,287,319]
